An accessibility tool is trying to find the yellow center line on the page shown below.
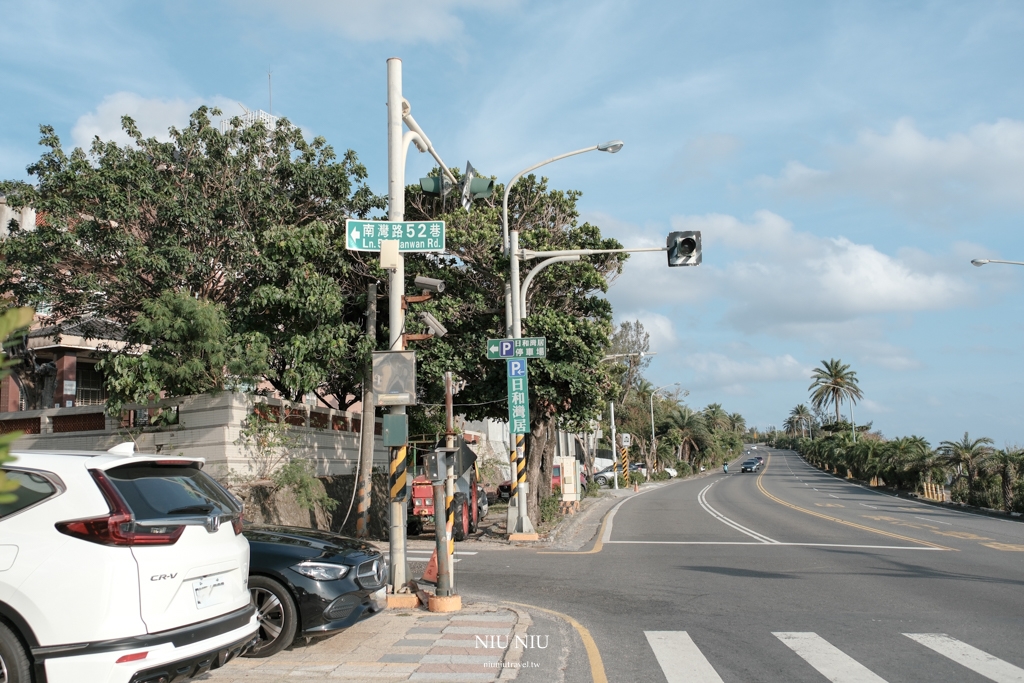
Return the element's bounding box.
[757,455,955,551]
[505,600,607,683]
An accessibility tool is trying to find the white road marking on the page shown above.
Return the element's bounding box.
[830,494,841,499]
[645,631,725,683]
[914,516,951,525]
[904,633,1024,682]
[697,483,779,544]
[605,541,937,549]
[774,632,889,682]
[860,503,878,509]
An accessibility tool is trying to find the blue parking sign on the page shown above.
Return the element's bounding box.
[500,340,515,358]
[507,359,527,377]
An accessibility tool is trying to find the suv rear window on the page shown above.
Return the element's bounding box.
[104,463,240,521]
[0,470,58,519]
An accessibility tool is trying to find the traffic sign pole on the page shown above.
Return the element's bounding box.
[386,58,409,595]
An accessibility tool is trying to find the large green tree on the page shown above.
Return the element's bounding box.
[403,173,626,521]
[0,109,385,409]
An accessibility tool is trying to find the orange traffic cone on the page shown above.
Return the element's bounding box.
[421,548,438,583]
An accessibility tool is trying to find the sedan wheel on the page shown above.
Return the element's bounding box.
[246,576,298,658]
[0,622,30,683]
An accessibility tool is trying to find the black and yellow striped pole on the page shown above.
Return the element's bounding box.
[390,445,408,501]
[620,446,629,486]
[516,434,527,500]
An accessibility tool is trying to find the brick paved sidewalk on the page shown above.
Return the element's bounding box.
[199,602,529,682]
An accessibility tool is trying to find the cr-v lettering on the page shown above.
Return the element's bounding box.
[151,573,178,581]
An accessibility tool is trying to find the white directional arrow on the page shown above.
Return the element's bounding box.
[489,344,499,354]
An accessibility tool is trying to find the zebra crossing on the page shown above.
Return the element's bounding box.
[644,630,1024,683]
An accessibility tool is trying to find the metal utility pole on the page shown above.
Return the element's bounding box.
[355,283,377,538]
[609,401,618,490]
[435,372,456,596]
[386,57,408,593]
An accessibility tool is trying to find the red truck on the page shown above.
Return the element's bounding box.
[407,437,486,541]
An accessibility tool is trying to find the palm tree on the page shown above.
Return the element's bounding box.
[728,412,746,434]
[663,406,709,464]
[984,448,1022,512]
[702,403,729,433]
[783,416,801,436]
[938,432,993,491]
[808,359,863,424]
[790,404,813,438]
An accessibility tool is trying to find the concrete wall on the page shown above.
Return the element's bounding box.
[3,392,389,481]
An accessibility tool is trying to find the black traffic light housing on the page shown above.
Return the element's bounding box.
[667,230,701,267]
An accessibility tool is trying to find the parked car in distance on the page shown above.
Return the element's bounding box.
[740,458,761,473]
[0,445,257,683]
[242,525,387,657]
[593,466,616,486]
[663,467,678,478]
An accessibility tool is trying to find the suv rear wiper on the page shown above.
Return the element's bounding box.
[166,504,216,515]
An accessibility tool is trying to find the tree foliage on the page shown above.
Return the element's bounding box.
[0,109,385,409]
[0,307,36,503]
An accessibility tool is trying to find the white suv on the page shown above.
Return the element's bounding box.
[0,446,258,683]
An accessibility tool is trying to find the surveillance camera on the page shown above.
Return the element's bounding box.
[414,276,445,293]
[419,311,448,337]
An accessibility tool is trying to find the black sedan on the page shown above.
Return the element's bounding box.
[242,524,388,657]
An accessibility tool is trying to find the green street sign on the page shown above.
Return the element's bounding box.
[345,220,445,252]
[507,359,530,434]
[486,337,547,360]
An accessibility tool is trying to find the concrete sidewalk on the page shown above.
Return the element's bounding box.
[200,601,530,682]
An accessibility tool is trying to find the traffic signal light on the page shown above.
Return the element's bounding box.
[419,176,453,197]
[460,162,493,212]
[667,230,701,267]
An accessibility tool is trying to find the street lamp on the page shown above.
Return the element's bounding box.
[504,141,624,338]
[649,383,680,480]
[501,142,623,535]
[972,258,1024,267]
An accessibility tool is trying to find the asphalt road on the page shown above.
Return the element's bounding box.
[455,448,1024,683]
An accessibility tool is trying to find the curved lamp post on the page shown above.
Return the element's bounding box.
[504,141,624,338]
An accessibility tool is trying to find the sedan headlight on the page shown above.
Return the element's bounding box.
[291,561,350,581]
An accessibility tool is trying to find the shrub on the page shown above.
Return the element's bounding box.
[540,492,561,523]
[273,459,338,512]
[585,480,601,498]
[652,471,671,481]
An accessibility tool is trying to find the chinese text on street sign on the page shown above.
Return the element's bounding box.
[486,337,547,360]
[507,359,530,434]
[345,220,445,252]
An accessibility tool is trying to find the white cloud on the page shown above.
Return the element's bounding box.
[683,352,810,395]
[760,117,1024,214]
[241,0,517,44]
[72,92,237,148]
[670,210,975,330]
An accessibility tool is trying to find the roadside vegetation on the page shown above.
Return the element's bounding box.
[601,321,746,478]
[772,360,1024,514]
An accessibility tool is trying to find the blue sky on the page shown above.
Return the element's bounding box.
[3,1,1024,445]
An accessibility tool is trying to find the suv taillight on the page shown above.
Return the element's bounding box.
[55,470,184,546]
[232,507,244,535]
